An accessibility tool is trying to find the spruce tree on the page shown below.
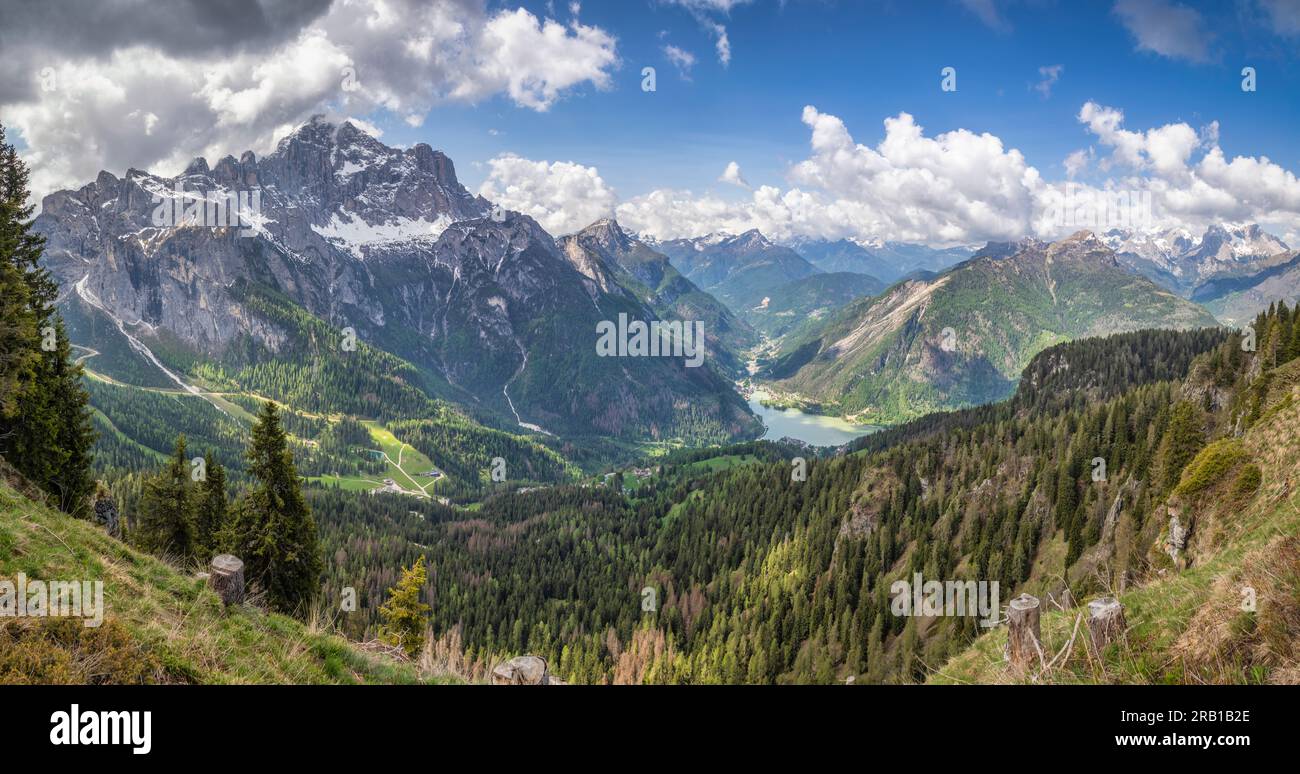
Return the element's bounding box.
[1156,401,1205,494]
[134,435,196,558]
[379,560,431,657]
[194,452,228,559]
[0,122,96,514]
[229,401,321,614]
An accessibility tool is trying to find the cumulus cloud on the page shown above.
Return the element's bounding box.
[4,0,619,198]
[1078,101,1203,179]
[613,104,1300,245]
[479,154,618,236]
[719,161,749,188]
[1113,0,1211,63]
[483,100,1300,245]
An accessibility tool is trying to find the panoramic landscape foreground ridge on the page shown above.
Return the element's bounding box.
[0,0,1297,756]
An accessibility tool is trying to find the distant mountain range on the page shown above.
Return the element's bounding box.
[761,231,1219,423]
[788,236,976,283]
[1093,223,1297,326]
[651,229,823,314]
[31,113,1300,446]
[34,117,757,443]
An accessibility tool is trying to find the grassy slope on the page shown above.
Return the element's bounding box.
[0,477,442,685]
[931,389,1300,685]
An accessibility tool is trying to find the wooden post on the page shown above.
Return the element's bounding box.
[1087,596,1125,652]
[1007,593,1041,670]
[209,554,245,606]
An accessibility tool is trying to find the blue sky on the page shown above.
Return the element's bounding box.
[371,1,1300,201]
[5,0,1299,244]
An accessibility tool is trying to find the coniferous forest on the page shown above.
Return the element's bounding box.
[3,1,1300,711]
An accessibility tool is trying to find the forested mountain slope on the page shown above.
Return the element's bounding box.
[762,231,1219,424]
[560,218,755,376]
[317,315,1300,684]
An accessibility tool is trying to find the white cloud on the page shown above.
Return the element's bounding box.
[479,153,618,236]
[662,0,752,11]
[708,22,733,66]
[663,45,697,78]
[1064,148,1093,179]
[1079,101,1202,178]
[661,0,749,65]
[1034,64,1062,97]
[614,106,1046,245]
[5,1,619,199]
[719,161,749,188]
[1113,0,1211,63]
[959,0,1011,32]
[453,8,618,111]
[613,103,1300,246]
[1258,0,1300,36]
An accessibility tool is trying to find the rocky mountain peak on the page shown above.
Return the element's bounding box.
[729,229,773,250]
[576,217,630,249]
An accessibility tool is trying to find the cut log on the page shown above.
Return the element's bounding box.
[1087,596,1126,652]
[1007,593,1041,671]
[209,554,245,606]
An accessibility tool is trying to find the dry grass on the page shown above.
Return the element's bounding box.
[930,391,1300,685]
[1172,535,1300,683]
[0,477,455,685]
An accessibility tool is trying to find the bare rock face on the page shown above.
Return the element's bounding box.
[1100,476,1138,545]
[34,116,487,358]
[492,655,565,685]
[1166,511,1188,564]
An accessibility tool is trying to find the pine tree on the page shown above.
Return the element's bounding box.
[379,560,431,658]
[134,435,196,558]
[1155,401,1205,494]
[194,452,228,559]
[228,401,321,614]
[0,122,96,514]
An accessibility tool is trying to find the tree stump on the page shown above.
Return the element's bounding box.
[1087,596,1126,652]
[93,494,121,539]
[492,655,552,685]
[1007,593,1041,671]
[209,554,245,606]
